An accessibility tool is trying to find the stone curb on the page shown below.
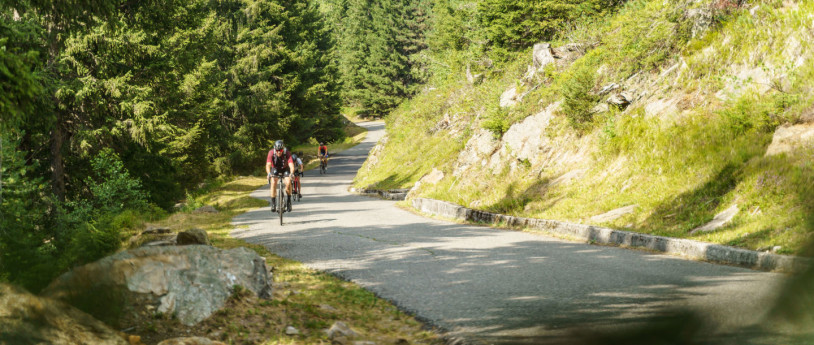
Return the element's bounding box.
[349,187,409,201]
[411,197,812,274]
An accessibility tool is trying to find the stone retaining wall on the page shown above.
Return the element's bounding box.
[411,198,811,273]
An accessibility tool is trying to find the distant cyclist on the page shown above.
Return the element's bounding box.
[291,152,304,198]
[266,140,295,212]
[318,142,329,170]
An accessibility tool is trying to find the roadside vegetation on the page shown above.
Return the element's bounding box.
[354,0,814,255]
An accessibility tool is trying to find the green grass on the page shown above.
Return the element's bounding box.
[355,0,814,255]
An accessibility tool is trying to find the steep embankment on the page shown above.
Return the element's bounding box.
[354,0,814,255]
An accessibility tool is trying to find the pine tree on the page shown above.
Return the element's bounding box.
[478,0,624,51]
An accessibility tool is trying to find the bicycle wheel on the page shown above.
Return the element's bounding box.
[278,181,284,225]
[296,179,301,201]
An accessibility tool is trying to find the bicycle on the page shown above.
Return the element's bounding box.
[319,156,327,175]
[268,171,291,225]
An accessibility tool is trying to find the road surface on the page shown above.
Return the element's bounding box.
[233,122,801,344]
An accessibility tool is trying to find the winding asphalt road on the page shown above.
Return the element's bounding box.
[232,122,800,344]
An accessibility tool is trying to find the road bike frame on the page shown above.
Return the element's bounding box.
[269,171,290,225]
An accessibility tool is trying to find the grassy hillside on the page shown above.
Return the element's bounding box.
[354,0,814,255]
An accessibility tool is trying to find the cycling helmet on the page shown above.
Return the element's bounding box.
[291,153,298,160]
[274,140,284,151]
[319,142,325,146]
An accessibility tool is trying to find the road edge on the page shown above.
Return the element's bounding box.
[349,189,812,274]
[405,197,812,274]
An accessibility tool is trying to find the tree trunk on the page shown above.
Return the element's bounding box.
[47,21,67,203]
[50,114,66,202]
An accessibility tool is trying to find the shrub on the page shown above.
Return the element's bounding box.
[85,148,149,215]
[560,60,599,128]
[482,105,511,137]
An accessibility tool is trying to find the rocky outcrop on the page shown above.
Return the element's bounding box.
[499,87,519,108]
[532,43,556,71]
[42,246,272,327]
[501,106,554,166]
[0,283,127,345]
[452,129,499,177]
[455,102,590,178]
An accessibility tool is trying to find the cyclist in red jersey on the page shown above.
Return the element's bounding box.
[318,142,329,169]
[266,140,296,212]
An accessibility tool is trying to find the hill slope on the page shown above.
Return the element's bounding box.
[354,0,814,255]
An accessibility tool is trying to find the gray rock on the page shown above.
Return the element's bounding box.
[286,326,300,335]
[590,205,637,223]
[765,123,814,156]
[143,226,171,235]
[42,246,272,327]
[453,129,499,177]
[532,43,556,71]
[502,106,554,167]
[157,337,227,345]
[499,87,519,108]
[141,239,177,247]
[691,205,739,234]
[607,93,631,108]
[177,228,210,246]
[319,304,338,312]
[0,283,127,345]
[325,321,358,339]
[194,205,218,213]
[598,83,620,96]
[465,64,484,85]
[758,246,783,253]
[685,8,713,38]
[419,168,445,185]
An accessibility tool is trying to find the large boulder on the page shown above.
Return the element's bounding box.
[0,283,127,345]
[176,228,210,246]
[42,245,272,328]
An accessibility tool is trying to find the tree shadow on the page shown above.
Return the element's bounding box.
[638,163,741,237]
[486,178,552,215]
